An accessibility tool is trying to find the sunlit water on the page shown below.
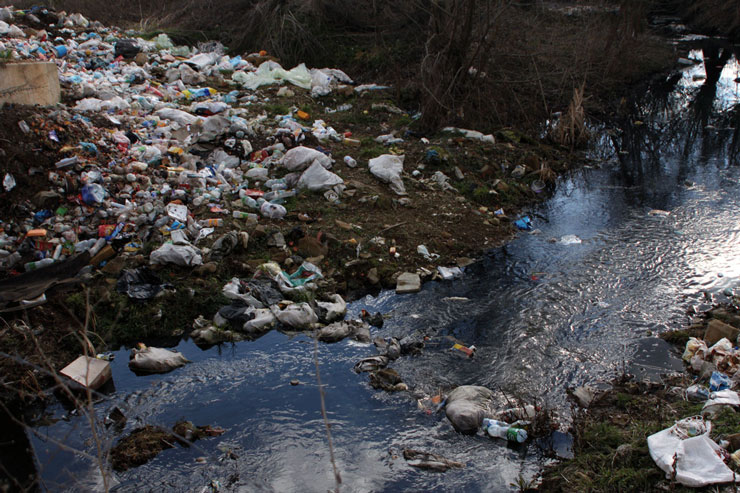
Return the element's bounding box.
[30,40,740,492]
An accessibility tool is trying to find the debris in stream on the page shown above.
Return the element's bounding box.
[369,368,407,391]
[128,344,189,374]
[59,354,112,390]
[402,448,465,472]
[444,385,496,434]
[111,420,224,471]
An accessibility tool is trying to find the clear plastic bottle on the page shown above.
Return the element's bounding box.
[482,418,527,443]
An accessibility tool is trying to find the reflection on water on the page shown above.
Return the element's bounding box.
[26,39,740,492]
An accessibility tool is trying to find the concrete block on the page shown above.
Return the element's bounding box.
[0,62,60,106]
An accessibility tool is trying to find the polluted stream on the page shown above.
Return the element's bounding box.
[32,40,740,491]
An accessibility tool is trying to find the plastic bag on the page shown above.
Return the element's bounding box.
[116,268,167,300]
[315,294,347,323]
[710,371,731,392]
[368,154,405,195]
[683,337,706,362]
[81,184,106,204]
[277,262,323,291]
[129,346,189,374]
[165,203,189,222]
[445,385,495,434]
[154,33,174,50]
[155,108,198,126]
[281,146,333,172]
[648,417,735,487]
[703,390,740,413]
[222,278,263,308]
[297,161,344,192]
[317,320,370,343]
[260,201,286,220]
[242,307,276,333]
[236,61,312,90]
[442,127,495,144]
[272,302,318,329]
[150,243,203,266]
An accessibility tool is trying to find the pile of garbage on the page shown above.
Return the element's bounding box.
[0,5,385,309]
[640,322,740,487]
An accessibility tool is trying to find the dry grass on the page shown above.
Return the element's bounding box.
[551,84,589,149]
[13,1,673,138]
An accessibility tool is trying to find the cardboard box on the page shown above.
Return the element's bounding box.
[60,355,112,390]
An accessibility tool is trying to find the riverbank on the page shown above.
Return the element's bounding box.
[539,304,740,491]
[0,5,695,489]
[0,4,673,409]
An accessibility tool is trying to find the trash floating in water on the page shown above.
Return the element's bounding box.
[559,234,582,245]
[648,209,670,216]
[514,216,533,230]
[450,343,476,358]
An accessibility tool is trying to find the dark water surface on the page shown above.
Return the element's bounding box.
[30,40,740,492]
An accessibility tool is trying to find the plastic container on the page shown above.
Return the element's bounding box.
[344,156,357,168]
[482,418,527,443]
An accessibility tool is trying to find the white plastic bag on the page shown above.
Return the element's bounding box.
[129,346,189,374]
[272,302,318,329]
[316,294,347,323]
[243,308,276,333]
[683,337,706,362]
[703,390,740,413]
[260,201,287,220]
[222,278,264,308]
[150,243,203,266]
[368,154,406,195]
[155,108,198,126]
[236,61,312,90]
[165,203,189,222]
[298,161,344,192]
[648,417,736,487]
[281,146,333,171]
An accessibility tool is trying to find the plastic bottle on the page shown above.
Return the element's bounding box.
[240,196,259,209]
[263,190,296,203]
[232,211,258,223]
[25,258,56,271]
[200,218,223,227]
[343,156,357,168]
[482,418,527,443]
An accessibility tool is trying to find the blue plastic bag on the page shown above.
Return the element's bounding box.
[514,216,532,231]
[710,371,731,392]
